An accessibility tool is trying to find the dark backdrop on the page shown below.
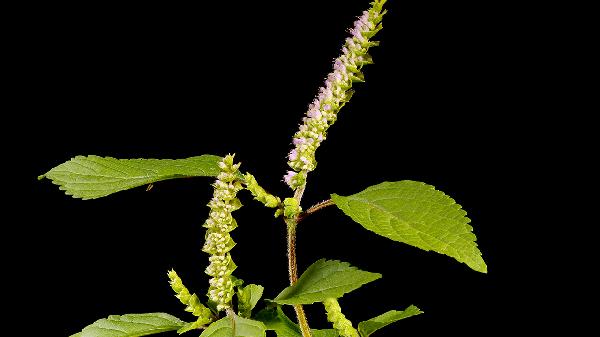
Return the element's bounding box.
[13,1,537,336]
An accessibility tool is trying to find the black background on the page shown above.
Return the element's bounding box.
[10,0,551,336]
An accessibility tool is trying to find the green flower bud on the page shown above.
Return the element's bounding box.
[283,197,302,218]
[167,269,213,326]
[243,173,282,208]
[323,298,359,337]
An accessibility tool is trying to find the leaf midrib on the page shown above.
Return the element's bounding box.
[344,195,463,254]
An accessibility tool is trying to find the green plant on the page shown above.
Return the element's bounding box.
[40,1,486,336]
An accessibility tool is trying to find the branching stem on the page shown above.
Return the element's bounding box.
[299,199,335,222]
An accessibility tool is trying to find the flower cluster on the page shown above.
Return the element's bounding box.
[323,298,360,337]
[168,269,213,328]
[285,0,387,189]
[202,154,243,311]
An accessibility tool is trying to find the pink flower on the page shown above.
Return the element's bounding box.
[284,171,297,186]
[293,137,306,146]
[285,0,386,188]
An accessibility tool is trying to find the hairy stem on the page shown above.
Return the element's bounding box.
[299,198,335,221]
[286,220,299,283]
[293,178,307,201]
[294,305,312,337]
[286,180,313,337]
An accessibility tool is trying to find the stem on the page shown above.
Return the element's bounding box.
[299,199,335,221]
[294,305,312,337]
[293,181,306,201]
[226,308,236,335]
[286,220,299,284]
[286,179,313,337]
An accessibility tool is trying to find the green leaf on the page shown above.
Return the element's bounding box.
[357,305,423,337]
[200,316,266,337]
[255,306,339,337]
[177,322,200,334]
[331,181,487,273]
[237,284,264,318]
[39,154,222,199]
[72,312,186,337]
[274,259,381,305]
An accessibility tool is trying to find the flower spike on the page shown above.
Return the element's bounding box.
[286,0,387,189]
[202,154,243,311]
[167,269,213,329]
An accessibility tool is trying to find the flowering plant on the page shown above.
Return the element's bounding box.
[40,1,486,336]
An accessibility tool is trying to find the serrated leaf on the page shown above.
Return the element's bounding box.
[39,154,222,199]
[274,259,381,305]
[357,305,423,337]
[331,181,487,273]
[72,312,186,337]
[200,316,266,337]
[255,306,339,337]
[237,284,264,318]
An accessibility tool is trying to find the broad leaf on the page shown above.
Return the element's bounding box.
[237,284,264,318]
[274,259,381,305]
[331,181,487,273]
[39,154,221,199]
[255,306,338,337]
[200,316,266,337]
[358,305,423,337]
[73,312,185,337]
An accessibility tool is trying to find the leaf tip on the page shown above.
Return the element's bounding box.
[479,262,488,274]
[469,256,488,273]
[37,174,46,181]
[469,253,487,274]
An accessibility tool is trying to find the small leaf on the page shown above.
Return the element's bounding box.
[72,312,186,337]
[357,305,423,337]
[255,306,339,337]
[274,259,381,305]
[331,181,487,273]
[40,154,222,199]
[237,284,264,318]
[200,316,266,337]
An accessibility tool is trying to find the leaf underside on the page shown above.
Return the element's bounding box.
[255,306,339,337]
[331,180,487,273]
[199,316,266,337]
[358,305,423,337]
[39,154,222,199]
[73,312,186,337]
[274,259,381,305]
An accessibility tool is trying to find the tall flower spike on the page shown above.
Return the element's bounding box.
[202,154,243,311]
[285,0,387,190]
